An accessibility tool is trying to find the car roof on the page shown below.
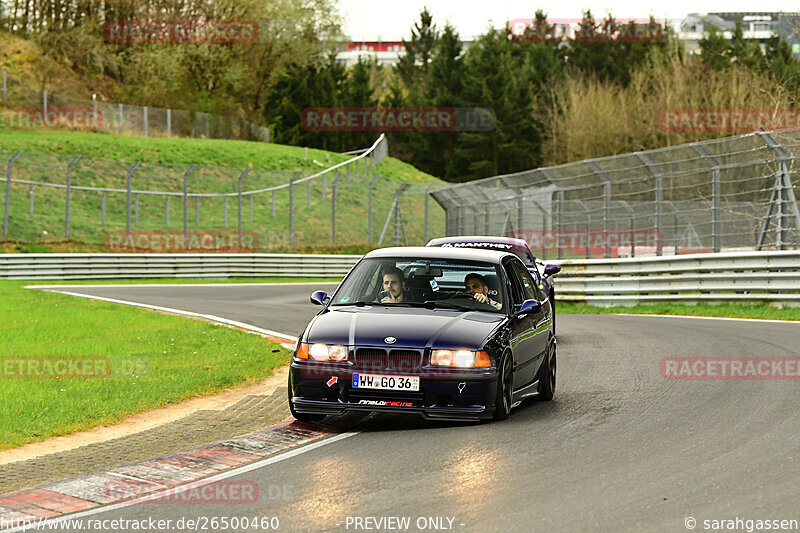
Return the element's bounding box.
[426,235,531,250]
[365,246,515,264]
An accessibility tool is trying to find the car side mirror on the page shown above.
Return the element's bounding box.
[310,290,329,306]
[543,264,561,277]
[515,299,542,317]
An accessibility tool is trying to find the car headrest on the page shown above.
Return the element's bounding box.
[483,274,501,297]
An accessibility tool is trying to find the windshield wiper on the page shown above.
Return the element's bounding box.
[330,301,368,307]
[422,301,474,312]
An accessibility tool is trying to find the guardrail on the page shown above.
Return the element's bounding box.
[4,251,799,307]
[0,253,361,280]
[553,250,800,306]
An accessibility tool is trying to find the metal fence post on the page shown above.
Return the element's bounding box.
[637,153,663,256]
[236,168,252,243]
[289,171,301,245]
[143,106,148,137]
[271,191,275,219]
[2,70,6,103]
[424,183,436,242]
[167,109,172,137]
[585,217,591,259]
[776,168,785,250]
[541,212,547,260]
[195,197,200,227]
[125,161,141,240]
[43,90,48,124]
[674,213,679,255]
[322,175,326,199]
[118,103,123,134]
[630,216,636,258]
[331,173,345,244]
[92,96,98,129]
[556,190,564,259]
[165,196,170,226]
[64,155,82,239]
[347,163,351,187]
[604,183,611,258]
[368,174,382,244]
[182,164,197,246]
[394,183,410,245]
[101,192,106,225]
[3,151,23,239]
[29,185,34,217]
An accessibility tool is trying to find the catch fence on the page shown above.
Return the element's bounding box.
[432,130,800,259]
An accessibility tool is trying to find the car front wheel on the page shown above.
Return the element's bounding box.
[493,352,514,420]
[536,338,556,401]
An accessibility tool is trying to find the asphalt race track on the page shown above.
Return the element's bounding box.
[30,283,800,532]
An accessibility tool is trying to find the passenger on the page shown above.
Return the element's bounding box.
[464,273,502,310]
[380,267,406,303]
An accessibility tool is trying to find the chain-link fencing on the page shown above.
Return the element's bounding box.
[432,130,800,259]
[1,70,269,142]
[0,135,447,251]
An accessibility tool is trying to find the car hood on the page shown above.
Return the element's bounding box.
[305,306,504,350]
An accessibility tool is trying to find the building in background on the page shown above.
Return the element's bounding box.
[339,12,800,67]
[679,12,800,57]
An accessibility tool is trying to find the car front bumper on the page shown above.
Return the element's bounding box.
[289,361,499,422]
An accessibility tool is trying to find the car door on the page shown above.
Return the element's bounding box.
[508,258,550,387]
[503,258,539,388]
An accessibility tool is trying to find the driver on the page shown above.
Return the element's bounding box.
[464,273,502,310]
[380,267,406,303]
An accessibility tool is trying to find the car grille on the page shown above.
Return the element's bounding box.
[353,348,424,373]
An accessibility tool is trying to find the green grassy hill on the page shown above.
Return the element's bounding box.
[0,131,446,253]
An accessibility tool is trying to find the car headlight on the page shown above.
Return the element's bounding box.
[430,349,490,368]
[296,343,348,362]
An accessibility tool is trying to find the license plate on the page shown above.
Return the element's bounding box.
[352,373,420,391]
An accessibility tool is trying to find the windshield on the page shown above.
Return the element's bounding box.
[330,257,506,313]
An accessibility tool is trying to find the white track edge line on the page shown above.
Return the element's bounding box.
[609,313,800,325]
[37,290,299,342]
[25,282,339,289]
[6,432,358,532]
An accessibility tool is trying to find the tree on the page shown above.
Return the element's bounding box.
[699,26,730,71]
[396,8,439,97]
[456,27,541,179]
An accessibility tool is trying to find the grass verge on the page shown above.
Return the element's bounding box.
[0,279,293,450]
[0,130,447,252]
[558,301,800,321]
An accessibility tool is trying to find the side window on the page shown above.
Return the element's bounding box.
[511,260,537,301]
[503,264,525,305]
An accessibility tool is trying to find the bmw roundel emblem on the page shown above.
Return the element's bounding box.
[384,336,397,344]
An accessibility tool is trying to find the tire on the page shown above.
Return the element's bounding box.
[287,378,327,423]
[493,352,514,420]
[536,338,557,401]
